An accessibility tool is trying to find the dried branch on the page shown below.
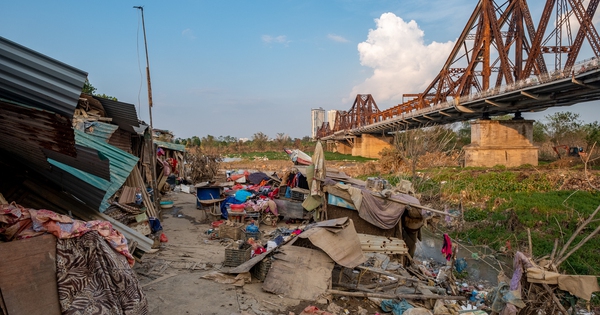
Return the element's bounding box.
[583,142,599,191]
[554,204,600,265]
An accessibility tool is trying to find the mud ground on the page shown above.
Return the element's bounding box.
[135,191,336,315]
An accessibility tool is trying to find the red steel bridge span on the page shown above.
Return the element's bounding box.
[318,0,600,141]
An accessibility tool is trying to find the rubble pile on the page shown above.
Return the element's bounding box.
[189,145,600,315]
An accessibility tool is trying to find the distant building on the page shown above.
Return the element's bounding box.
[327,110,338,130]
[311,107,325,139]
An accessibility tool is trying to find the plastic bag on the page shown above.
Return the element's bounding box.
[455,257,468,273]
[160,233,168,243]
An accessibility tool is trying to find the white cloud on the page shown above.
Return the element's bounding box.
[349,13,455,104]
[182,28,196,40]
[328,33,349,43]
[262,35,288,44]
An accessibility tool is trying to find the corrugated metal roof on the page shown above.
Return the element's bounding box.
[75,129,139,210]
[22,161,107,211]
[93,96,140,133]
[85,121,119,141]
[52,129,139,212]
[0,36,87,117]
[43,145,111,181]
[155,140,186,152]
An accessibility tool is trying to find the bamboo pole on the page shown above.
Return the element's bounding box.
[555,205,600,261]
[549,239,559,261]
[363,279,398,289]
[371,191,461,218]
[327,289,466,301]
[542,283,570,315]
[355,266,425,284]
[527,228,533,256]
[555,224,600,267]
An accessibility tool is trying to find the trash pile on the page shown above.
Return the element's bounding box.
[195,143,600,315]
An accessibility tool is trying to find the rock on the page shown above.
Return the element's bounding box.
[356,306,368,315]
[326,302,343,314]
[403,308,433,315]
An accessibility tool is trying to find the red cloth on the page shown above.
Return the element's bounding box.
[441,233,452,261]
[300,306,333,315]
[251,246,266,257]
[0,203,135,266]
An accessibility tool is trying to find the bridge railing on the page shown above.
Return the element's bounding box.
[455,56,600,106]
[382,56,600,125]
[322,57,600,138]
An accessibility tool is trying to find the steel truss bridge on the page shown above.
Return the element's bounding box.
[318,0,600,140]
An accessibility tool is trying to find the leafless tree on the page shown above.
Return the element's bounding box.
[393,124,457,180]
[185,147,222,183]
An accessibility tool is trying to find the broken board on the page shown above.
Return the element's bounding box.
[298,218,366,268]
[357,233,408,255]
[262,245,334,300]
[0,234,61,315]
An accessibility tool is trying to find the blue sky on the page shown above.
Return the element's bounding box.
[2,1,600,140]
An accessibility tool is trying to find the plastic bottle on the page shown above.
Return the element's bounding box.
[135,188,142,205]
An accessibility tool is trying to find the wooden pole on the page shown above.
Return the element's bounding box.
[327,289,466,301]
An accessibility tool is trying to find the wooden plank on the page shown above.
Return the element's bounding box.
[357,233,408,254]
[141,273,177,288]
[0,234,61,315]
[0,288,8,315]
[327,289,466,301]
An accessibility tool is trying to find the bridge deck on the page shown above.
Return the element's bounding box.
[323,59,600,140]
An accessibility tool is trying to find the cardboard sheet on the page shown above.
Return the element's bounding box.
[527,267,600,301]
[298,218,366,268]
[262,245,334,300]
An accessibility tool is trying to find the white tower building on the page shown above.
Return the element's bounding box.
[327,110,338,130]
[311,107,325,139]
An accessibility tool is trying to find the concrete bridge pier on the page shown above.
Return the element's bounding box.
[329,134,394,159]
[464,119,538,167]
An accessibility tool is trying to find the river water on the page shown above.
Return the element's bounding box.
[415,228,514,286]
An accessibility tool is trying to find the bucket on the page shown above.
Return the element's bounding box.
[230,204,245,212]
[160,200,174,209]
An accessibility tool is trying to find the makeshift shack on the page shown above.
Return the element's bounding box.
[281,142,425,260]
[0,35,174,281]
[153,129,186,190]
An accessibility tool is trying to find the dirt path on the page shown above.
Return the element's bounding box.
[135,191,306,315]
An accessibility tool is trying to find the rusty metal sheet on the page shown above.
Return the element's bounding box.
[0,36,86,117]
[0,99,76,170]
[43,145,110,181]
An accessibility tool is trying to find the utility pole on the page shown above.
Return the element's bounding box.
[134,5,160,215]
